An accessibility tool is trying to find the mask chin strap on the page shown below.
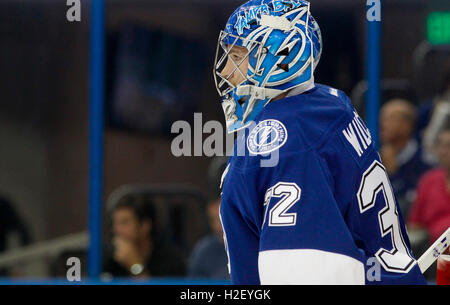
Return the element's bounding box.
[236,85,282,100]
[236,85,283,124]
[237,75,315,124]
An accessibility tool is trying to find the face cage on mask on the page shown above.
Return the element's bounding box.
[213,31,263,99]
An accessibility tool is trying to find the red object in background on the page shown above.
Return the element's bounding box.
[408,169,450,244]
[437,248,450,285]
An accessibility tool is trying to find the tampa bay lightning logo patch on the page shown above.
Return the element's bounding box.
[247,119,287,155]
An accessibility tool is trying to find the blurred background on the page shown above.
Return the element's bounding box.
[0,0,448,283]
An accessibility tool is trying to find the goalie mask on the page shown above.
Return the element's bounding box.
[213,0,322,133]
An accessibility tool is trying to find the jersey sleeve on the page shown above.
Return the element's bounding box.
[319,104,427,285]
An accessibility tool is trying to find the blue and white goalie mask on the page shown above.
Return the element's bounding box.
[213,0,322,133]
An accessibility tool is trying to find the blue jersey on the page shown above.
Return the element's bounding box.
[219,84,426,285]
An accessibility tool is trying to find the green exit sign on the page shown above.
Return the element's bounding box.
[427,12,450,45]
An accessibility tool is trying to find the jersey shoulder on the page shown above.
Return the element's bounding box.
[256,83,355,152]
[229,84,357,170]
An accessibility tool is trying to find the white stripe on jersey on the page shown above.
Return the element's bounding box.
[258,249,365,284]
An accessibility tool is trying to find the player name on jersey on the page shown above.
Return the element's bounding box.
[342,111,372,157]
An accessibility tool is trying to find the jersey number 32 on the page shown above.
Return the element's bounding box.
[262,160,416,274]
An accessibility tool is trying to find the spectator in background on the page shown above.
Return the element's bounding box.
[187,156,230,280]
[187,196,230,280]
[408,123,450,245]
[102,196,185,279]
[420,66,450,164]
[379,99,433,217]
[417,65,450,143]
[0,196,30,276]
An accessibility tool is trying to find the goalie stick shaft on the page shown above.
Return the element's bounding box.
[417,227,450,274]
